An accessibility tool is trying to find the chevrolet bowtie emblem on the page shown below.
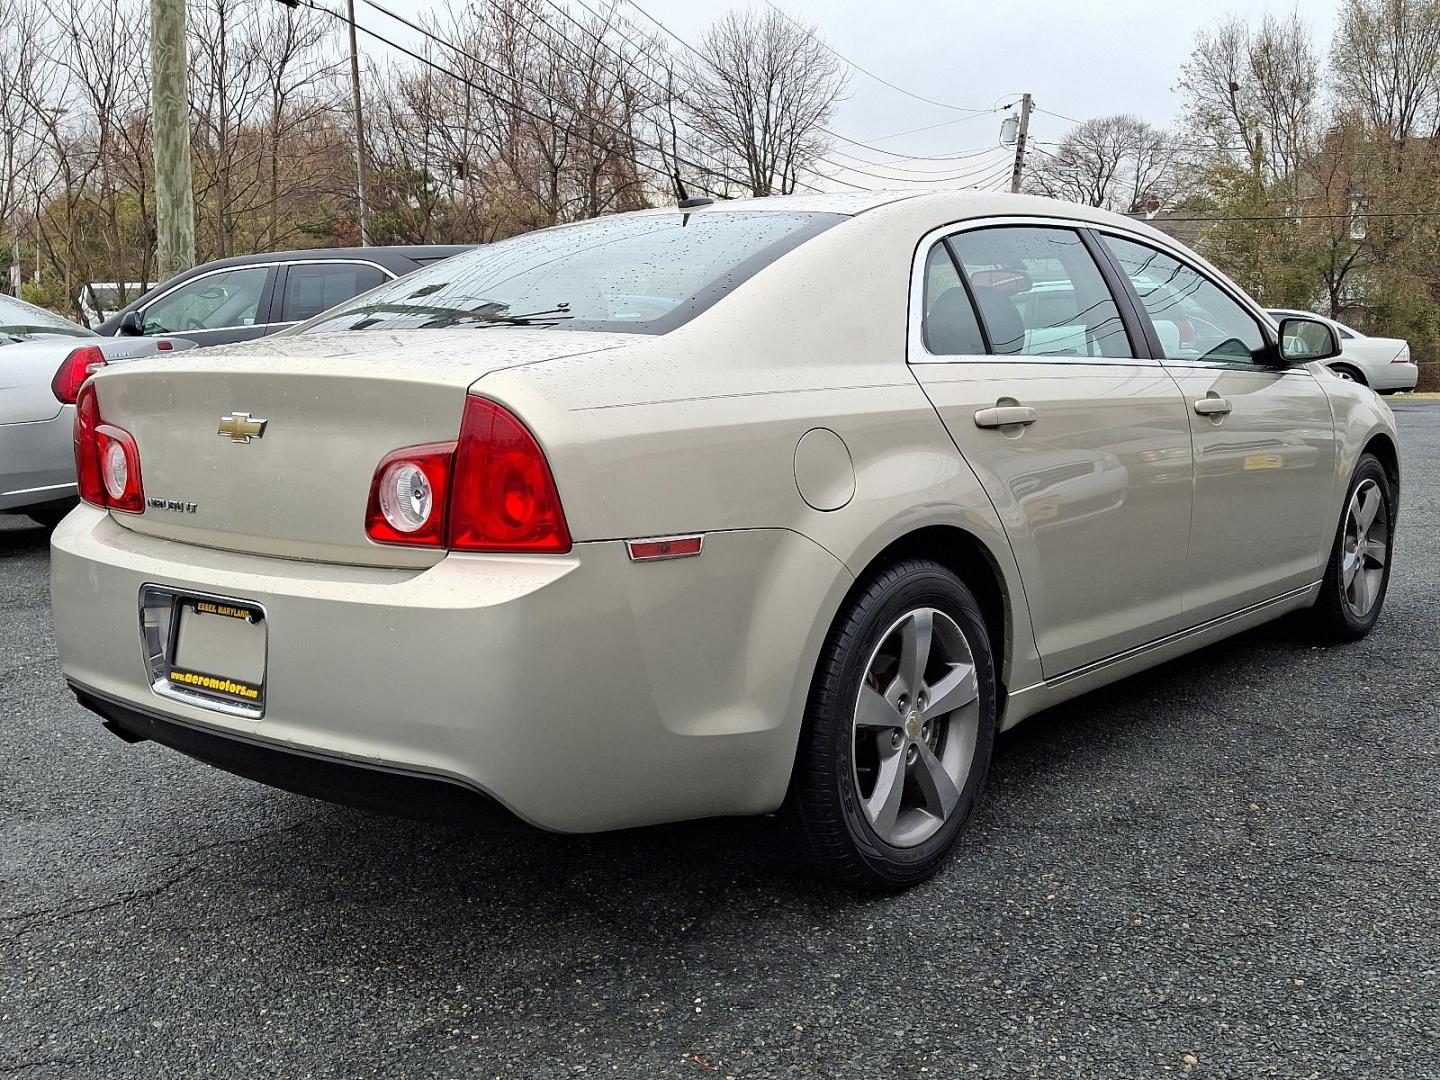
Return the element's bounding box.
[217,412,268,444]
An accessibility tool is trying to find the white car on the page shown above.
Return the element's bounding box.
[51,193,1397,888]
[1,293,195,526]
[1267,309,1416,393]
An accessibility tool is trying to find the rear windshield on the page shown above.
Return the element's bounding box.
[0,294,93,344]
[296,211,843,336]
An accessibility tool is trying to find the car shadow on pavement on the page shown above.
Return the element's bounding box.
[93,610,1332,976]
[0,520,51,556]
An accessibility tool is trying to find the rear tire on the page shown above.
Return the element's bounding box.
[789,559,997,890]
[1302,454,1393,641]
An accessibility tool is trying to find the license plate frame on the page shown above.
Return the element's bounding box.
[140,585,268,719]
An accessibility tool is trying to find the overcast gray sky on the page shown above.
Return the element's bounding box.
[372,0,1341,190]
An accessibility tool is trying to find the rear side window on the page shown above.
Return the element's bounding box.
[280,263,389,322]
[298,212,844,336]
[921,243,986,355]
[948,226,1134,358]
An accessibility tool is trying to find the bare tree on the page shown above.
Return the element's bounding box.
[681,8,846,197]
[1178,13,1319,198]
[1027,114,1175,212]
[1331,0,1440,165]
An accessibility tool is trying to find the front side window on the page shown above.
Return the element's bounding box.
[947,226,1134,358]
[921,242,985,355]
[1104,235,1267,365]
[280,264,388,322]
[142,267,270,334]
[298,211,844,336]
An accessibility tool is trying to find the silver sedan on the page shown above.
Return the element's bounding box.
[1,293,194,526]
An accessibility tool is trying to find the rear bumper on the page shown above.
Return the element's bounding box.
[1367,361,1418,392]
[51,506,850,831]
[72,682,520,827]
[0,409,76,512]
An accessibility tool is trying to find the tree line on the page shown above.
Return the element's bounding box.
[0,0,845,316]
[1028,1,1440,388]
[2,0,1438,390]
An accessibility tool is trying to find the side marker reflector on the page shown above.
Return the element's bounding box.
[627,535,704,562]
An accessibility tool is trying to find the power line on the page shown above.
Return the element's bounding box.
[298,0,747,199]
[853,112,1013,148]
[355,0,767,193]
[527,0,879,192]
[824,135,1009,165]
[512,0,771,193]
[1134,209,1440,222]
[760,0,991,115]
[616,0,994,188]
[824,145,1013,179]
[1032,105,1084,125]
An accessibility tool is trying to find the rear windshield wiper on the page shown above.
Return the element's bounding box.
[329,300,573,330]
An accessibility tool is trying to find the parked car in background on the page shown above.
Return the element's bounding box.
[1,293,196,527]
[95,246,474,349]
[52,193,1397,888]
[1267,308,1417,393]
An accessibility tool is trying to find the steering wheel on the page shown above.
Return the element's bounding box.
[181,317,206,331]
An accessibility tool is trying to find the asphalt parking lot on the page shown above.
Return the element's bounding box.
[2,403,1436,1079]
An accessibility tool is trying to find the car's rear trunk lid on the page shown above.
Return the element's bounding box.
[91,329,630,567]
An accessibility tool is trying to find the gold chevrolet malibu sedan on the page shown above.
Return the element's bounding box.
[51,192,1398,888]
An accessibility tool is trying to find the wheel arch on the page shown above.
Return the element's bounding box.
[1362,431,1400,522]
[1362,431,1399,493]
[781,520,1023,813]
[845,524,1016,703]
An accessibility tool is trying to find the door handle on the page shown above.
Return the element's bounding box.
[1193,393,1232,416]
[974,405,1038,429]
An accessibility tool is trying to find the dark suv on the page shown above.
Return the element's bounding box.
[97,245,474,349]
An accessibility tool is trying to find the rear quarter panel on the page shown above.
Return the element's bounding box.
[475,203,1043,697]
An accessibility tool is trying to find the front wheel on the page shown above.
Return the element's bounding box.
[1302,454,1394,641]
[789,559,997,889]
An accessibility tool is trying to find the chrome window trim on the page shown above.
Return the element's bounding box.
[139,258,398,336]
[906,215,1161,368]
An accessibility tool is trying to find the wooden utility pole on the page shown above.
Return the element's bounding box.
[151,0,196,276]
[1009,92,1033,194]
[346,0,371,244]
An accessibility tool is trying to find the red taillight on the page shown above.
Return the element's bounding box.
[449,396,570,553]
[364,396,570,553]
[52,345,107,404]
[73,383,144,513]
[364,443,454,546]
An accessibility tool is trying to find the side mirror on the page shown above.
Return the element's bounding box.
[1277,317,1340,363]
[117,309,145,336]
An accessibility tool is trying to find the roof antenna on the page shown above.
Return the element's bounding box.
[673,170,714,214]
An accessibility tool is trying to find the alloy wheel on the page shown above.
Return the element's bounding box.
[1342,478,1389,618]
[851,608,981,848]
